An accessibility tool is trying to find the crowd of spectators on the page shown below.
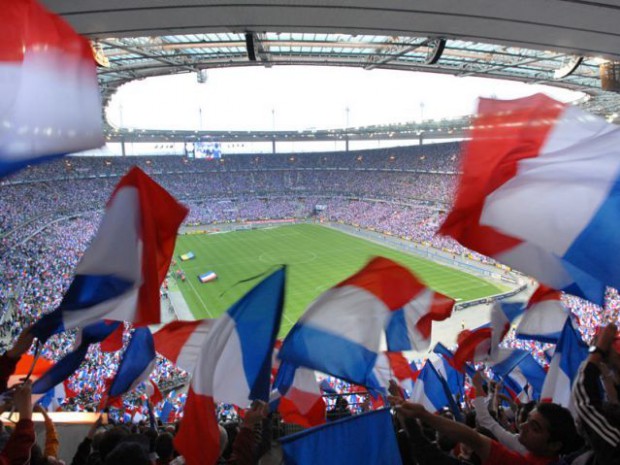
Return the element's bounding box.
[1,144,619,465]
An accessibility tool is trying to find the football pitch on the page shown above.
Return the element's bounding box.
[173,223,503,335]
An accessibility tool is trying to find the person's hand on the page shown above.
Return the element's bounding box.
[472,371,485,395]
[242,401,268,429]
[388,379,404,401]
[6,327,34,360]
[13,380,33,421]
[387,395,405,407]
[394,401,428,419]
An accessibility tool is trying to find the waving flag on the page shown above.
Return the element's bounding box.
[1,0,103,177]
[541,319,588,408]
[490,349,546,400]
[145,379,163,406]
[38,380,74,411]
[516,285,569,343]
[174,268,285,465]
[453,325,492,370]
[280,409,402,465]
[428,352,464,400]
[100,323,124,352]
[32,321,121,394]
[279,257,453,387]
[154,319,215,372]
[409,361,460,418]
[271,361,326,428]
[32,167,188,342]
[108,327,156,398]
[490,301,525,349]
[439,94,617,304]
[370,352,417,395]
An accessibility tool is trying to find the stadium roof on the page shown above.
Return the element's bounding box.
[45,0,620,139]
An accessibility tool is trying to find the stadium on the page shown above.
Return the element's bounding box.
[1,1,620,465]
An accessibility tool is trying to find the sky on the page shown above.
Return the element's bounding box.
[106,65,583,132]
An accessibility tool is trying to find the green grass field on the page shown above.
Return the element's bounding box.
[172,223,502,335]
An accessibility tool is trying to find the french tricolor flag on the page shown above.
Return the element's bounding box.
[154,319,216,373]
[278,257,453,387]
[440,93,617,304]
[32,167,188,342]
[1,0,104,177]
[490,349,546,401]
[370,351,417,396]
[515,285,569,343]
[174,268,285,465]
[108,327,156,399]
[541,318,588,409]
[409,361,460,418]
[270,361,326,428]
[453,325,492,370]
[32,320,122,395]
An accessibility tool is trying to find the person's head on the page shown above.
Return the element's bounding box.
[155,433,174,463]
[104,443,150,465]
[99,426,131,461]
[518,403,580,457]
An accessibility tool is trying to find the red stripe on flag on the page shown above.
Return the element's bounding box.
[113,167,188,326]
[528,284,562,305]
[335,257,425,310]
[453,327,492,370]
[174,389,220,465]
[415,291,455,340]
[439,94,565,257]
[100,322,124,353]
[153,320,204,365]
[1,0,94,62]
[279,390,326,428]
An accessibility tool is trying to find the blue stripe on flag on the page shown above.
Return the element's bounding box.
[109,328,155,397]
[32,346,89,394]
[228,268,285,401]
[279,324,378,387]
[280,409,402,465]
[564,177,620,293]
[61,274,134,311]
[385,309,412,352]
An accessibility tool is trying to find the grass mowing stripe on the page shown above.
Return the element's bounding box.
[173,224,502,337]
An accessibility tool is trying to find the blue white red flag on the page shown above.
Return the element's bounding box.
[428,352,464,400]
[38,380,73,411]
[541,318,588,408]
[154,319,215,372]
[108,327,156,398]
[32,320,121,394]
[490,301,525,349]
[32,167,188,342]
[145,379,163,406]
[270,360,326,428]
[174,268,285,465]
[516,285,569,343]
[439,94,617,304]
[453,325,492,370]
[280,409,403,465]
[278,257,453,387]
[409,361,461,419]
[370,352,417,396]
[1,0,103,177]
[490,349,546,401]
